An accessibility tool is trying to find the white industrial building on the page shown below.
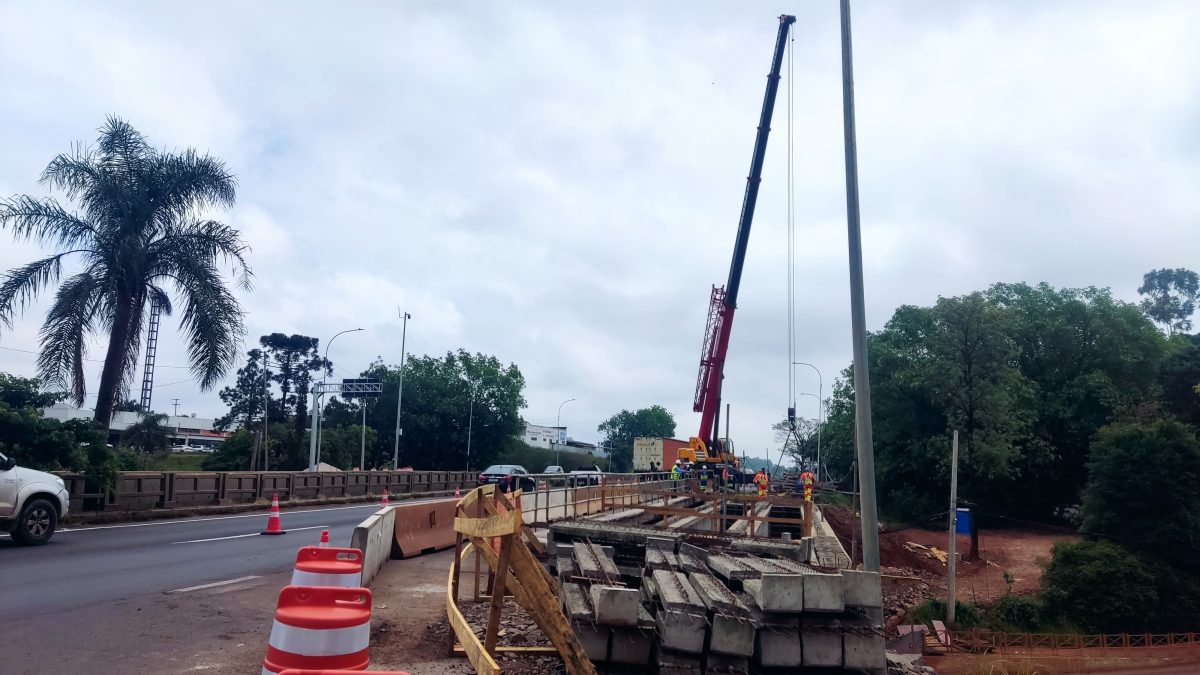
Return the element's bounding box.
[42,404,231,450]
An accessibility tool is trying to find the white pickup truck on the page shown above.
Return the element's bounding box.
[0,451,70,545]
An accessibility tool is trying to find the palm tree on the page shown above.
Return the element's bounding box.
[121,412,173,456]
[0,116,252,425]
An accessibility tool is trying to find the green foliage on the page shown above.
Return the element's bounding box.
[1138,267,1199,335]
[0,117,251,424]
[493,438,605,473]
[1160,334,1200,427]
[909,598,983,630]
[0,372,100,472]
[0,372,65,409]
[155,452,205,471]
[201,429,256,471]
[772,417,817,468]
[215,348,268,431]
[1081,419,1200,567]
[317,424,377,470]
[120,413,172,457]
[1041,540,1159,633]
[260,333,328,438]
[821,282,1167,520]
[597,405,676,472]
[986,595,1045,632]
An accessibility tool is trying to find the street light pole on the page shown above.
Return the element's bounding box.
[392,311,410,469]
[792,361,824,479]
[359,401,367,470]
[466,380,478,471]
[309,327,363,470]
[555,398,575,467]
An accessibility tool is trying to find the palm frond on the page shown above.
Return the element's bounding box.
[40,143,101,199]
[97,116,153,181]
[160,255,244,390]
[151,149,237,223]
[148,285,173,317]
[0,252,82,329]
[37,271,101,404]
[0,195,97,249]
[149,219,253,291]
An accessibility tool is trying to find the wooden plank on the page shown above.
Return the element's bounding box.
[507,542,596,675]
[521,524,546,555]
[454,644,561,655]
[455,509,522,537]
[485,534,513,654]
[447,542,500,675]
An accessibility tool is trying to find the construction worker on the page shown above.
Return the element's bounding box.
[800,470,816,502]
[721,465,731,493]
[753,468,769,497]
[698,466,710,494]
[670,460,682,480]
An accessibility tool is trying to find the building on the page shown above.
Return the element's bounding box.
[42,404,232,450]
[522,423,567,449]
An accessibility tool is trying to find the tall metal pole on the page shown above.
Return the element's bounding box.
[556,398,575,468]
[307,388,320,470]
[840,0,881,574]
[466,382,476,471]
[263,367,269,472]
[792,361,823,478]
[317,327,363,466]
[360,402,367,470]
[947,430,959,624]
[393,311,410,469]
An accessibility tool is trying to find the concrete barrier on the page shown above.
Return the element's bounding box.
[393,499,458,558]
[351,506,398,587]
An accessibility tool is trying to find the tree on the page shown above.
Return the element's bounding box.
[317,424,377,470]
[1041,540,1159,633]
[121,413,172,457]
[0,117,252,424]
[1138,267,1199,335]
[0,372,99,471]
[1160,334,1200,427]
[259,333,327,435]
[597,405,676,472]
[1080,419,1200,567]
[113,399,144,413]
[215,348,269,431]
[772,417,817,468]
[202,428,255,471]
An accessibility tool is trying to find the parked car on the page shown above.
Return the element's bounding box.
[477,464,536,491]
[0,451,70,545]
[543,465,565,474]
[569,466,604,486]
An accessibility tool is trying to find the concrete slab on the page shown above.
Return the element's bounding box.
[688,572,749,616]
[590,585,640,626]
[556,554,576,578]
[801,618,843,668]
[754,617,801,668]
[561,582,592,621]
[743,574,804,613]
[802,570,846,613]
[646,546,680,571]
[656,608,708,653]
[679,543,710,573]
[573,541,620,581]
[658,648,704,675]
[703,653,750,675]
[652,569,705,612]
[844,618,886,669]
[571,620,610,663]
[709,554,760,582]
[842,569,883,607]
[610,627,654,665]
[709,612,756,657]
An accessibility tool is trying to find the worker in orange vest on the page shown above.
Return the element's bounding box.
[753,469,769,497]
[800,470,816,502]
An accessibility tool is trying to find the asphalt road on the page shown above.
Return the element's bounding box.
[0,497,449,621]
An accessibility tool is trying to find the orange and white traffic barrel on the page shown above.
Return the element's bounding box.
[262,586,372,675]
[281,670,409,674]
[290,546,364,588]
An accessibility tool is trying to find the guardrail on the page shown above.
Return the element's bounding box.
[57,470,478,512]
[941,629,1200,657]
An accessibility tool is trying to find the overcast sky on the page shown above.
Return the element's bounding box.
[2,1,1198,460]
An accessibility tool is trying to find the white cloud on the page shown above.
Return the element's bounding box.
[2,0,1199,456]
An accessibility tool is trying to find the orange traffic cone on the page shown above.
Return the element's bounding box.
[318,529,330,547]
[262,494,286,535]
[262,586,372,674]
[381,487,389,507]
[454,485,461,499]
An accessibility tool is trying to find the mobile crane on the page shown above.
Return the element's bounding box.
[679,15,796,470]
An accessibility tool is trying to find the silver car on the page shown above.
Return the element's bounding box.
[0,451,70,545]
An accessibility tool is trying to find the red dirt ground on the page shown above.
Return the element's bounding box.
[822,505,1079,605]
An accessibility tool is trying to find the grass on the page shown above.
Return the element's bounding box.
[152,452,206,471]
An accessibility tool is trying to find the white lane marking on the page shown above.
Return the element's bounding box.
[171,524,328,545]
[58,499,447,533]
[168,575,262,593]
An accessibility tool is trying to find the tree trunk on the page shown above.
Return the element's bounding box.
[94,293,138,426]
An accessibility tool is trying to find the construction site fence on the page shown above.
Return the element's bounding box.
[56,469,478,513]
[949,629,1200,657]
[513,471,678,526]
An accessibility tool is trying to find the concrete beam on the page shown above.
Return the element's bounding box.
[801,618,843,668]
[743,574,804,613]
[561,582,592,621]
[651,569,706,612]
[688,572,749,616]
[656,609,708,654]
[842,569,883,607]
[573,541,620,581]
[802,570,846,613]
[571,620,611,663]
[590,585,640,626]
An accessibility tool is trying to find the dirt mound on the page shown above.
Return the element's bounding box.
[821,504,947,575]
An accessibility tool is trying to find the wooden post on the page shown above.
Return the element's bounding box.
[803,501,813,538]
[947,429,959,625]
[484,534,513,654]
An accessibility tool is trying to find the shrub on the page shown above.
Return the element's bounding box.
[1041,540,1158,633]
[987,595,1044,632]
[910,598,984,630]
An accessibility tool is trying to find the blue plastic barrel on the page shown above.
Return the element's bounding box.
[955,507,972,535]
